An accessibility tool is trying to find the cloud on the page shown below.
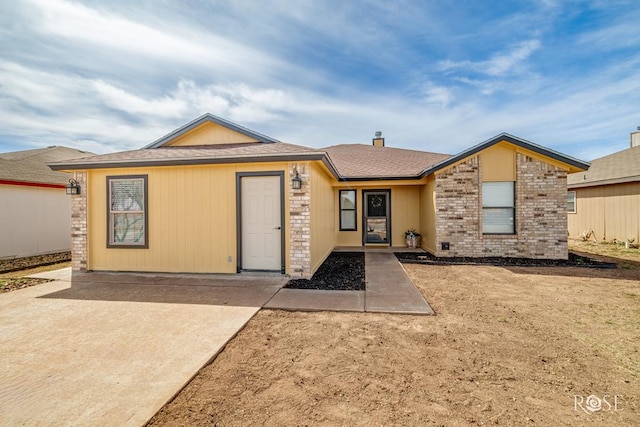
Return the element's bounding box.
[438,39,541,77]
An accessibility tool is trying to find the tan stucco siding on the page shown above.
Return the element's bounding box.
[419,176,436,253]
[87,162,291,273]
[481,142,516,181]
[310,163,336,273]
[568,182,640,242]
[390,186,421,245]
[0,184,71,259]
[165,121,260,146]
[334,183,423,247]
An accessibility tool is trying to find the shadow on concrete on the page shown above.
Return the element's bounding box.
[39,272,286,307]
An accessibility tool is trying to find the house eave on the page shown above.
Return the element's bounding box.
[568,175,640,189]
[49,153,326,171]
[337,175,423,182]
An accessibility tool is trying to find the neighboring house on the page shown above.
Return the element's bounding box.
[49,114,589,277]
[567,129,640,243]
[0,146,93,259]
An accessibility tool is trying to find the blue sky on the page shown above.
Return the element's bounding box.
[0,0,639,160]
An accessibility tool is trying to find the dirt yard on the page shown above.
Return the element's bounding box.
[150,249,639,426]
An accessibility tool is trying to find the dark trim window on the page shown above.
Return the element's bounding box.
[482,182,515,234]
[567,191,576,213]
[339,190,357,231]
[107,175,148,248]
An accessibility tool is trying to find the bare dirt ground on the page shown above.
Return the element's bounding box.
[150,248,639,426]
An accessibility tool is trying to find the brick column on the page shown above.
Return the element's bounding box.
[288,162,311,277]
[71,171,88,272]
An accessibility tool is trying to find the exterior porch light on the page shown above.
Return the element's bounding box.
[65,178,81,195]
[292,170,302,190]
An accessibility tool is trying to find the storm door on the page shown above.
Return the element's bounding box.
[363,191,390,244]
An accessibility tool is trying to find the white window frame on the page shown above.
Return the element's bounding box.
[107,175,148,248]
[482,182,515,235]
[567,191,576,214]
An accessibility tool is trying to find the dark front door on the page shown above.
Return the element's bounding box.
[363,191,390,244]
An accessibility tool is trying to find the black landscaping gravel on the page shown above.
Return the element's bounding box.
[394,251,616,268]
[285,252,365,291]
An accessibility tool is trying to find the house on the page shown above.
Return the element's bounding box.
[49,114,589,277]
[0,146,92,259]
[567,129,640,243]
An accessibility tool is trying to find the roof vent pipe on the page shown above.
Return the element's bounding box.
[631,126,640,148]
[373,131,385,147]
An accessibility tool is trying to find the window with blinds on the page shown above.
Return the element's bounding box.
[107,175,148,248]
[482,182,515,234]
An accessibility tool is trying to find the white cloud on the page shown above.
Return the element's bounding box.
[438,39,541,77]
[26,0,284,77]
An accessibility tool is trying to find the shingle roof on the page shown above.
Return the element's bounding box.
[0,146,93,186]
[568,144,640,188]
[323,144,451,179]
[49,142,327,170]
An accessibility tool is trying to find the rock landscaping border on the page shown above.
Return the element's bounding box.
[0,252,71,274]
[394,251,616,268]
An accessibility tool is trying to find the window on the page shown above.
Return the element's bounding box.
[567,191,576,213]
[107,175,148,248]
[482,182,515,234]
[339,190,357,231]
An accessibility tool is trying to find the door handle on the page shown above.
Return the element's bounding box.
[274,226,281,230]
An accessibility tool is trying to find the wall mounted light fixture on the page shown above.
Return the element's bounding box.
[65,178,81,195]
[292,170,302,190]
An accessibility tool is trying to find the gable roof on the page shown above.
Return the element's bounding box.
[324,144,451,180]
[424,133,590,175]
[568,144,640,189]
[0,146,93,186]
[144,113,280,148]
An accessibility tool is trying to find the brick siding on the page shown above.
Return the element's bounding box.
[434,153,568,259]
[70,171,88,271]
[288,162,312,277]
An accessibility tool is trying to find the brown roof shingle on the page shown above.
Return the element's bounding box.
[49,142,325,170]
[568,145,640,188]
[323,144,451,179]
[0,146,93,185]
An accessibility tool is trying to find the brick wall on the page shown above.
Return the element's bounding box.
[289,162,311,277]
[434,153,568,259]
[71,171,88,271]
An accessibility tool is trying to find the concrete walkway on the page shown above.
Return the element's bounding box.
[265,252,434,315]
[0,270,284,426]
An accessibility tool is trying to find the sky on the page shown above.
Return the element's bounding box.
[0,0,639,161]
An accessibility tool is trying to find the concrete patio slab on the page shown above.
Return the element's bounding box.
[0,273,283,426]
[26,266,72,281]
[265,288,365,312]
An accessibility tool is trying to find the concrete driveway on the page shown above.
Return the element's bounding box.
[0,270,284,426]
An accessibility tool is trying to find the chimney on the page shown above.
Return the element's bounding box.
[631,126,640,148]
[372,131,385,147]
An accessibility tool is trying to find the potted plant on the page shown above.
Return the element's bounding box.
[405,228,421,248]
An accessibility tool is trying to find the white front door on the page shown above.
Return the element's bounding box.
[240,175,282,271]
